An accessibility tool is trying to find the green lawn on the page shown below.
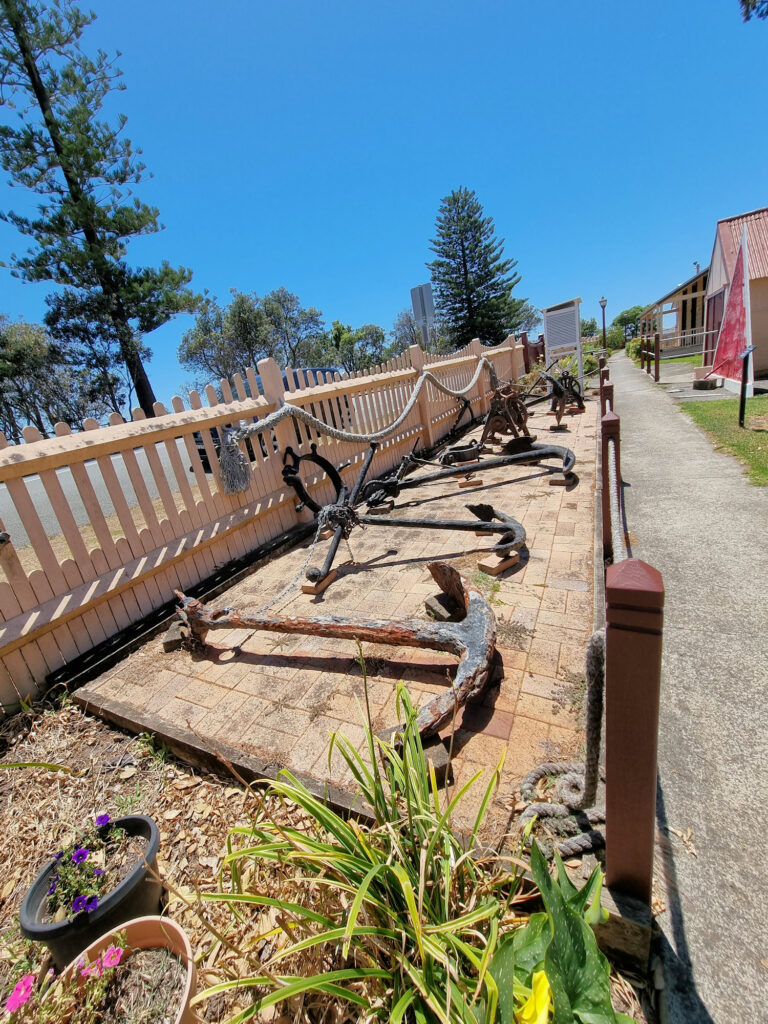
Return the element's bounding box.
[661,353,703,366]
[631,353,703,368]
[681,394,768,485]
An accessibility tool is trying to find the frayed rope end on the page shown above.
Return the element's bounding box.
[219,431,251,494]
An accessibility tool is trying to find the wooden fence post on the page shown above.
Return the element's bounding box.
[257,357,295,454]
[605,559,664,904]
[504,334,526,381]
[654,333,660,383]
[408,345,435,448]
[601,411,620,560]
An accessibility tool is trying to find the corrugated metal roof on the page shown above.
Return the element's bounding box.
[640,267,709,316]
[717,206,768,282]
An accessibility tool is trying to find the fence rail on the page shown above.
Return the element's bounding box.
[0,338,523,710]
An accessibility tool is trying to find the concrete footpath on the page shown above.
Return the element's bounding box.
[609,352,767,1022]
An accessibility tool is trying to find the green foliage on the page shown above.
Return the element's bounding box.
[740,0,768,19]
[625,338,643,362]
[605,327,625,352]
[178,292,273,384]
[389,308,421,353]
[0,315,118,440]
[606,306,644,351]
[581,318,599,338]
[178,288,330,384]
[583,353,598,377]
[0,0,199,414]
[322,319,387,373]
[261,286,325,367]
[198,652,626,1024]
[136,731,171,766]
[477,846,629,1024]
[200,676,524,1023]
[427,187,532,348]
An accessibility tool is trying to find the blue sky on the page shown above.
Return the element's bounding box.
[1,0,766,405]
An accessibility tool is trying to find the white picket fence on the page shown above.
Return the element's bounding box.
[0,339,523,710]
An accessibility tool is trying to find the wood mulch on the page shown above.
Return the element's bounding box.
[0,697,655,1023]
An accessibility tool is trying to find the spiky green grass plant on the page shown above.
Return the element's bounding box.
[194,655,633,1023]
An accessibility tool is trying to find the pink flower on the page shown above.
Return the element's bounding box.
[101,945,123,969]
[6,973,35,1013]
[80,956,105,979]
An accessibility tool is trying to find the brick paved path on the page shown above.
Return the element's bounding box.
[77,399,598,839]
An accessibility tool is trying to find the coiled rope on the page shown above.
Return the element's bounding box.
[218,358,498,493]
[519,630,607,857]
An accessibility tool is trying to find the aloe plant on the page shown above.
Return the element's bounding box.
[195,656,634,1024]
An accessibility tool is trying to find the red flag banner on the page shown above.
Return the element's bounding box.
[711,230,749,382]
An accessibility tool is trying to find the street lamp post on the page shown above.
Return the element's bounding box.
[599,296,607,352]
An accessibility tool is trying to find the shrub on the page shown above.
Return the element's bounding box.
[625,338,643,362]
[195,655,632,1023]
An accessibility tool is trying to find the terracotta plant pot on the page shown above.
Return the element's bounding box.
[58,915,197,1024]
[19,814,163,970]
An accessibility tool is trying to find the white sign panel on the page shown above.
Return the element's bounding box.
[541,298,583,385]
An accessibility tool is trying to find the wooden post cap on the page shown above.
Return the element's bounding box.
[606,559,664,609]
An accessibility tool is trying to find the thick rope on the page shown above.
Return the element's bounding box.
[607,438,627,563]
[218,358,497,493]
[519,631,607,858]
[578,629,605,809]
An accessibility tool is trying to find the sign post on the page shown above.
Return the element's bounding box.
[738,345,756,428]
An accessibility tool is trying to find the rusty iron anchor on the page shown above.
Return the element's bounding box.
[174,560,496,739]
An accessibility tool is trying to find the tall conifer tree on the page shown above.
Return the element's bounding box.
[427,187,530,347]
[0,0,198,415]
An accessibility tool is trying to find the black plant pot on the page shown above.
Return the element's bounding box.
[19,814,162,970]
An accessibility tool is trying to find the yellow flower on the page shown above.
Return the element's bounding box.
[515,970,552,1024]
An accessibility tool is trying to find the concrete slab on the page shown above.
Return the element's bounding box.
[607,352,768,1024]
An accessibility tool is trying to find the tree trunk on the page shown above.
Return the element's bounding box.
[2,0,157,416]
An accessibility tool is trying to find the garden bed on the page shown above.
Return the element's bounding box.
[0,697,655,1022]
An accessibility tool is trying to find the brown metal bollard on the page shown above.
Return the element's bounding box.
[600,382,614,418]
[654,333,660,383]
[604,559,664,904]
[601,411,620,560]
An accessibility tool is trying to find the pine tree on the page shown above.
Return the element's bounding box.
[427,187,527,347]
[0,0,198,415]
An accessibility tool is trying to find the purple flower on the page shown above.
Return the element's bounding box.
[47,877,57,895]
[72,848,89,864]
[92,867,105,877]
[95,814,110,827]
[54,851,64,861]
[72,894,98,914]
